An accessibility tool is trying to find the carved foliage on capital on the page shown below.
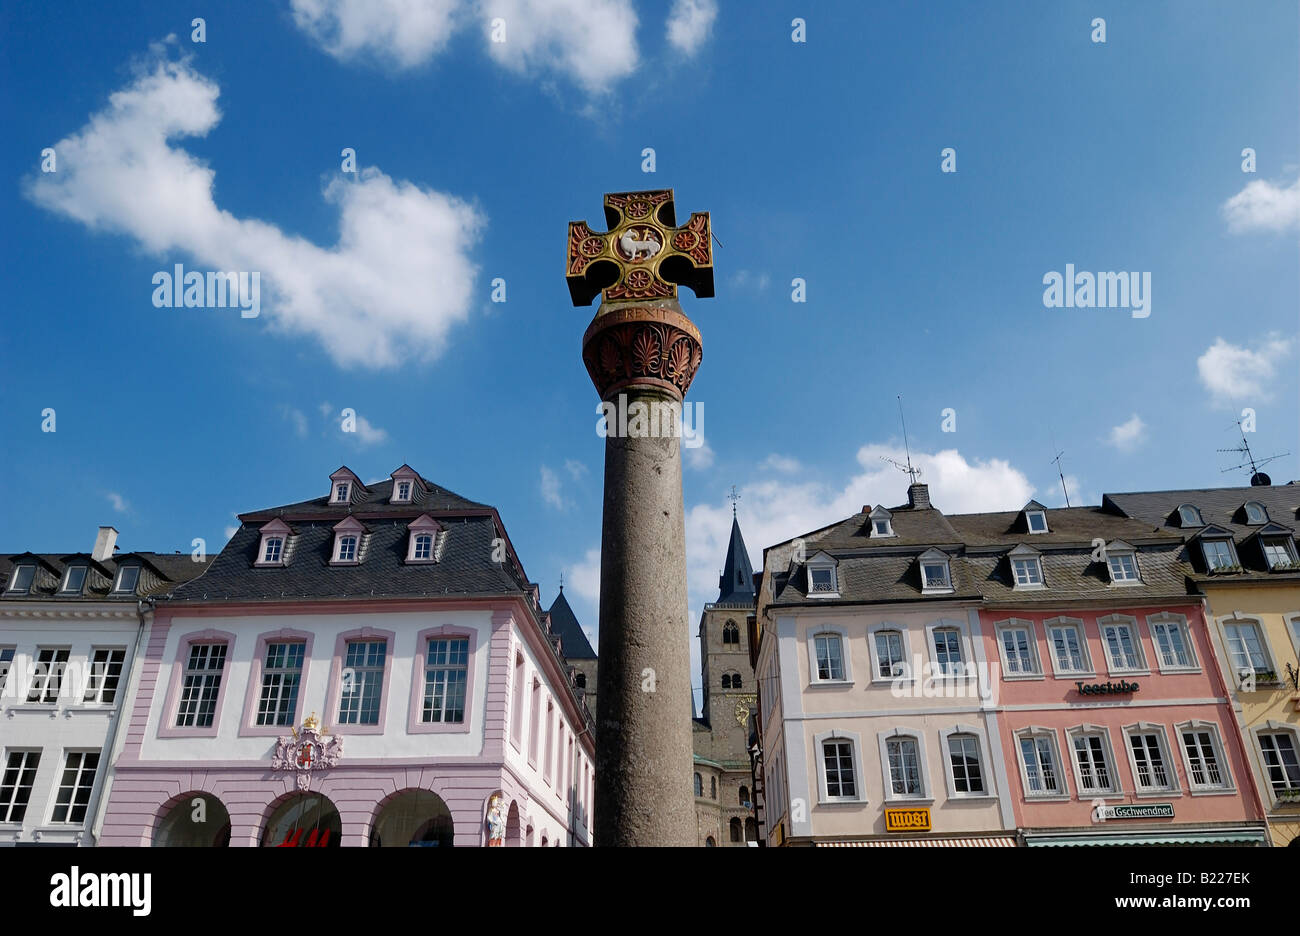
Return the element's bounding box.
[583,306,702,399]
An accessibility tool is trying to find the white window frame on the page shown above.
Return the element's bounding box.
[1201,537,1238,571]
[805,552,840,599]
[335,535,358,563]
[1104,543,1141,585]
[1015,727,1070,800]
[924,619,974,681]
[806,627,852,686]
[995,618,1043,679]
[1065,725,1122,798]
[394,480,412,503]
[1174,720,1235,794]
[1217,613,1279,687]
[83,646,127,705]
[1009,546,1045,590]
[255,519,292,568]
[1250,721,1300,804]
[1025,509,1049,534]
[1097,614,1148,675]
[1121,723,1181,797]
[331,481,351,504]
[813,730,865,804]
[1043,617,1094,678]
[921,560,950,591]
[1262,536,1298,569]
[877,728,933,803]
[867,622,913,684]
[939,725,993,798]
[1146,612,1199,674]
[868,507,894,539]
[48,749,101,825]
[27,646,70,704]
[59,566,88,595]
[112,565,140,594]
[6,564,36,594]
[261,537,284,564]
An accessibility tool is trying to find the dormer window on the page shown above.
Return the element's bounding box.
[1021,501,1049,534]
[388,465,424,505]
[396,481,412,502]
[255,518,293,568]
[806,552,840,598]
[405,514,443,564]
[1178,504,1203,527]
[1263,536,1297,569]
[336,535,358,562]
[329,516,366,566]
[1008,546,1045,588]
[7,565,36,594]
[60,566,87,594]
[918,548,952,594]
[1104,541,1141,584]
[333,482,351,504]
[328,467,366,506]
[1243,502,1268,525]
[868,506,894,538]
[1202,538,1236,571]
[113,566,140,594]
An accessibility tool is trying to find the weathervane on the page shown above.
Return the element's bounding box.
[1217,420,1289,486]
[727,485,740,517]
[880,394,923,484]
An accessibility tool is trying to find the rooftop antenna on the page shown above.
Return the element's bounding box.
[880,395,923,484]
[1050,431,1071,508]
[1217,419,1288,486]
[727,484,741,518]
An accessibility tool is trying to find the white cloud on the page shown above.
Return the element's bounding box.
[1222,176,1300,234]
[224,515,240,541]
[762,454,801,473]
[107,492,130,513]
[1196,335,1292,405]
[25,50,485,369]
[540,464,567,510]
[565,547,602,605]
[291,0,462,68]
[280,405,309,438]
[685,439,715,471]
[728,269,770,292]
[564,458,588,480]
[666,0,717,55]
[291,0,640,93]
[1106,414,1146,451]
[352,414,390,446]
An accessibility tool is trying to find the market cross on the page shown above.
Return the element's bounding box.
[566,189,714,306]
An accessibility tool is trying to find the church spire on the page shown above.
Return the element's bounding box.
[716,510,755,604]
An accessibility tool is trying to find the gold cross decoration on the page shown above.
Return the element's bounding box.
[566,190,714,306]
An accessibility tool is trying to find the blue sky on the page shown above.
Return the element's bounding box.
[2,0,1297,705]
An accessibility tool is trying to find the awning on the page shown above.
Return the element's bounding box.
[1024,828,1270,847]
[818,836,1017,847]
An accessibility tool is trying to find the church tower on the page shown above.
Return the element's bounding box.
[692,502,760,846]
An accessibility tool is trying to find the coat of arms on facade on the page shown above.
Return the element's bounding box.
[271,712,342,791]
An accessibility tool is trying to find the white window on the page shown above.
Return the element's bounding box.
[1149,615,1195,671]
[947,735,985,794]
[932,628,964,676]
[1018,732,1064,797]
[0,751,41,822]
[262,537,284,563]
[0,647,14,695]
[813,633,845,682]
[869,508,894,538]
[1125,727,1175,793]
[27,647,69,703]
[60,566,87,594]
[396,480,412,502]
[1012,557,1043,587]
[338,640,386,726]
[998,623,1040,676]
[1222,619,1272,677]
[1047,621,1089,674]
[413,534,433,560]
[874,630,906,679]
[1258,732,1300,798]
[1243,501,1268,524]
[1099,619,1144,672]
[113,566,140,594]
[84,648,126,704]
[809,568,835,593]
[421,637,468,723]
[1263,537,1296,569]
[921,560,950,591]
[176,643,227,727]
[1026,510,1048,533]
[336,535,358,562]
[1178,724,1231,791]
[50,750,100,824]
[6,565,35,593]
[822,740,858,800]
[1070,730,1117,794]
[1202,539,1235,570]
[333,481,351,503]
[1178,504,1203,527]
[886,738,923,796]
[1107,553,1139,583]
[256,641,305,726]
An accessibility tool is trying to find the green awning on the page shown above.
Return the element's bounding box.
[1025,828,1270,847]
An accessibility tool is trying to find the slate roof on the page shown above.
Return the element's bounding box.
[715,515,756,605]
[546,589,596,659]
[0,550,211,602]
[241,474,488,521]
[767,486,1195,608]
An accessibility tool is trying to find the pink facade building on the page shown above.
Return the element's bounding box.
[96,466,595,847]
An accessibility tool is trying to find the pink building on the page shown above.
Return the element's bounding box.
[96,466,595,847]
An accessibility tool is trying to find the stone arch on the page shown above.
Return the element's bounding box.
[153,791,231,847]
[260,789,341,847]
[505,800,521,847]
[368,787,455,847]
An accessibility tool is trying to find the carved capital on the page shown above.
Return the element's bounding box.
[582,303,703,400]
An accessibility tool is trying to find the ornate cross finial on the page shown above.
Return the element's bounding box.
[567,190,714,306]
[727,485,740,517]
[559,571,564,592]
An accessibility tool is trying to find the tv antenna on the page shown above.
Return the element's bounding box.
[1217,420,1288,486]
[1050,432,1071,508]
[880,395,923,484]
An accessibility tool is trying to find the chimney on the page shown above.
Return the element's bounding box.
[907,483,931,510]
[92,526,119,561]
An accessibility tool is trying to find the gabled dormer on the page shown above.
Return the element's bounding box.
[255,518,294,567]
[1244,523,1299,571]
[917,547,953,594]
[1186,524,1239,573]
[868,505,895,538]
[1007,543,1045,589]
[4,553,56,595]
[405,514,445,564]
[55,555,100,596]
[330,515,368,565]
[1020,500,1049,534]
[1102,540,1141,585]
[389,464,426,505]
[805,551,840,598]
[328,466,367,506]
